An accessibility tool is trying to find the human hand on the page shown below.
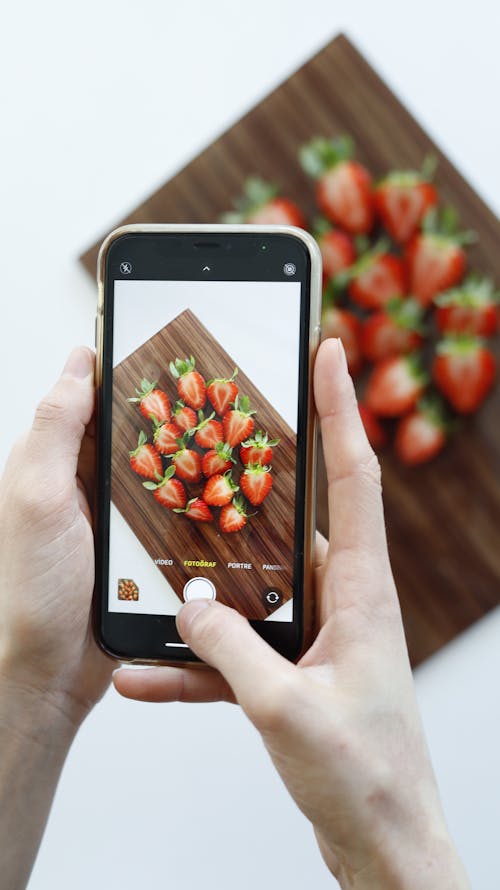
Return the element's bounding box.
[0,347,113,731]
[114,339,469,889]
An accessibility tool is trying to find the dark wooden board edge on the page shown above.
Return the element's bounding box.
[80,33,500,279]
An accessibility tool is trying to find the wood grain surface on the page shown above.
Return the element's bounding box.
[85,34,500,665]
[112,309,296,620]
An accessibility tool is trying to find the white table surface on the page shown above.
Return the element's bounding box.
[1,1,499,887]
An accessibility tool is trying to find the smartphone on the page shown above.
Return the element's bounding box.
[94,224,321,664]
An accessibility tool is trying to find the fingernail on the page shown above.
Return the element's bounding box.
[63,347,94,380]
[176,599,211,636]
[112,666,156,677]
[337,338,348,372]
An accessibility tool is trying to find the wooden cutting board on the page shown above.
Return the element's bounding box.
[84,34,500,665]
[112,309,296,620]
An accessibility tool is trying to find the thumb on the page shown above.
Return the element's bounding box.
[177,600,296,728]
[28,347,95,479]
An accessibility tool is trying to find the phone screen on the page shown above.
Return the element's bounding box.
[96,230,316,660]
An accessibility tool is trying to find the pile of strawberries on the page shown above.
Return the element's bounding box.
[223,136,498,465]
[128,357,278,532]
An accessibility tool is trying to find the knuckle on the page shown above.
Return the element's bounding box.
[355,451,382,491]
[10,470,70,527]
[33,395,68,432]
[12,479,49,525]
[247,674,298,736]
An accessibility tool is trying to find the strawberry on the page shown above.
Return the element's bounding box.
[406,235,466,308]
[202,442,235,478]
[300,135,373,234]
[240,430,279,467]
[394,398,448,465]
[206,369,239,417]
[321,305,363,376]
[358,404,387,450]
[171,440,202,483]
[222,178,305,227]
[374,160,438,243]
[315,220,356,285]
[194,411,224,449]
[128,378,171,423]
[219,496,252,533]
[223,395,256,447]
[360,298,424,363]
[169,356,206,410]
[240,464,273,506]
[143,465,187,510]
[433,335,496,414]
[203,471,239,507]
[435,277,499,337]
[405,208,471,307]
[365,354,428,417]
[152,418,183,456]
[348,245,406,310]
[129,430,163,480]
[174,497,213,523]
[171,400,197,433]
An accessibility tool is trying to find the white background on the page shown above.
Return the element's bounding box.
[1,2,499,887]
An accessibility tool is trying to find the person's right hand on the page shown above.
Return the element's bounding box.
[115,339,469,889]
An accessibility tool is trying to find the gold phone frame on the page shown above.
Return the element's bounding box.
[95,224,322,664]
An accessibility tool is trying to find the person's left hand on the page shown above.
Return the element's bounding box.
[0,347,113,729]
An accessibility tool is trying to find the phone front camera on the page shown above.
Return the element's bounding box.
[260,244,268,251]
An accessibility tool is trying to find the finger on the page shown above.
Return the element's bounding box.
[314,338,387,557]
[28,347,95,482]
[175,600,296,728]
[77,416,96,517]
[314,531,328,567]
[113,665,235,703]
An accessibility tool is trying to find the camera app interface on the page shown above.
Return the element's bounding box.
[108,279,301,622]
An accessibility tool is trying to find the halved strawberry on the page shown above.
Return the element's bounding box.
[240,464,273,506]
[143,465,187,509]
[169,356,206,410]
[394,397,448,465]
[360,298,424,363]
[240,430,279,467]
[206,369,239,417]
[365,354,428,417]
[152,418,183,456]
[321,305,363,377]
[221,178,305,227]
[194,411,224,449]
[433,335,496,414]
[300,135,373,234]
[223,395,256,447]
[348,244,406,310]
[374,160,438,243]
[202,442,235,478]
[171,440,202,483]
[219,496,252,533]
[171,400,197,433]
[174,497,213,522]
[203,471,239,507]
[315,219,356,286]
[128,379,171,423]
[435,276,499,337]
[358,404,387,450]
[405,208,471,307]
[129,430,163,480]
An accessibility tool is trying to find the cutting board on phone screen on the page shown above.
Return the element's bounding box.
[112,309,296,621]
[83,34,500,665]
